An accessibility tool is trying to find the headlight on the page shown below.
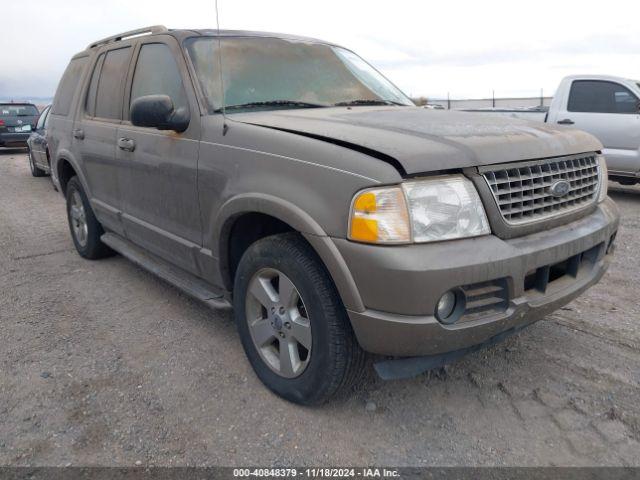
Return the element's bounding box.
[597,155,608,203]
[348,186,411,244]
[404,175,491,242]
[348,175,490,244]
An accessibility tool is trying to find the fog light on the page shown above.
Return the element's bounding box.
[436,290,458,323]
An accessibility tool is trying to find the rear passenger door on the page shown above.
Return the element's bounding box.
[74,46,133,236]
[117,37,202,274]
[557,80,640,175]
[48,55,89,183]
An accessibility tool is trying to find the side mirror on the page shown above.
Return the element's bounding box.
[130,94,189,133]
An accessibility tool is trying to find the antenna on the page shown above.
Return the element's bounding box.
[215,0,228,135]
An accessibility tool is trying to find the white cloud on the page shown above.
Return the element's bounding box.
[2,0,639,99]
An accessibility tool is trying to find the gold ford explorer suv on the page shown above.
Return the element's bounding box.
[47,26,619,404]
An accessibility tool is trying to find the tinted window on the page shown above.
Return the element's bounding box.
[568,80,639,114]
[43,107,51,128]
[36,106,51,129]
[130,43,187,113]
[85,54,105,117]
[0,104,39,117]
[94,47,131,119]
[51,57,87,116]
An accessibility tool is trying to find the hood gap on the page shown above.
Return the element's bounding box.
[246,123,407,177]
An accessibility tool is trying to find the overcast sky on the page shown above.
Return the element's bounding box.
[1,0,639,101]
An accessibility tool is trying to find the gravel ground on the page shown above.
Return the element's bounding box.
[1,149,639,467]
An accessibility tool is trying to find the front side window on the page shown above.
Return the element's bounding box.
[36,106,51,129]
[51,57,88,116]
[568,80,639,114]
[130,43,188,114]
[43,106,51,128]
[185,37,413,113]
[94,47,131,119]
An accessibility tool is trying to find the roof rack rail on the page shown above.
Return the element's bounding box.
[88,25,168,49]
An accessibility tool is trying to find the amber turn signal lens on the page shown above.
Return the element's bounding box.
[348,187,411,244]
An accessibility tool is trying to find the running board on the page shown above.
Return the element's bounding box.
[101,233,231,310]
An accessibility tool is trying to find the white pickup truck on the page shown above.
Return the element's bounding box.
[465,75,640,185]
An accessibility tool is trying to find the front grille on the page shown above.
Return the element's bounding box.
[481,154,600,225]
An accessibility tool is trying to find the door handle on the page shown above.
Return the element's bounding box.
[72,128,85,140]
[557,119,575,125]
[117,137,136,152]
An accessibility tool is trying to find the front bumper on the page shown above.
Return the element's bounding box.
[335,198,619,357]
[0,132,30,147]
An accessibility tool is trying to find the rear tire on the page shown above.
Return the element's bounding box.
[233,232,366,405]
[65,176,114,259]
[28,149,46,177]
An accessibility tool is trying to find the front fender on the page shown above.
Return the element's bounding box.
[214,193,365,312]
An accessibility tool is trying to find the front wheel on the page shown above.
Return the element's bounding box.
[233,233,366,405]
[65,176,114,259]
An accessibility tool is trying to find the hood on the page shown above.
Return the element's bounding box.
[231,107,602,175]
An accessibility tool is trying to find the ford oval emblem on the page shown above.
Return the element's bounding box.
[549,180,571,197]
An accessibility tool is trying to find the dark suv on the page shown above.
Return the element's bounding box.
[0,103,39,148]
[48,26,619,404]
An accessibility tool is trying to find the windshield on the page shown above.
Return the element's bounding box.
[185,37,413,113]
[0,104,39,117]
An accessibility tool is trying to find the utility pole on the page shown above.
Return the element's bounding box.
[492,89,495,108]
[540,88,544,107]
[447,92,450,110]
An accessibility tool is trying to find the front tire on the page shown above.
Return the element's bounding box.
[65,176,113,259]
[28,148,46,177]
[233,233,366,405]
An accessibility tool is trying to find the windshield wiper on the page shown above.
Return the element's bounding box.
[334,99,405,107]
[215,100,327,112]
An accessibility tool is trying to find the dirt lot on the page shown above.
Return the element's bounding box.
[0,149,639,467]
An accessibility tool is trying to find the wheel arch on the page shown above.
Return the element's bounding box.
[53,151,88,195]
[215,193,365,312]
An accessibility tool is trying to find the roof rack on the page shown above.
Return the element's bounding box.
[88,25,168,49]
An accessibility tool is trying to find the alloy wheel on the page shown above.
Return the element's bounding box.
[69,190,88,247]
[245,268,312,378]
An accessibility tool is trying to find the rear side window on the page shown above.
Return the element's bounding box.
[94,47,132,119]
[85,54,105,117]
[568,80,639,114]
[52,57,88,116]
[130,43,187,113]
